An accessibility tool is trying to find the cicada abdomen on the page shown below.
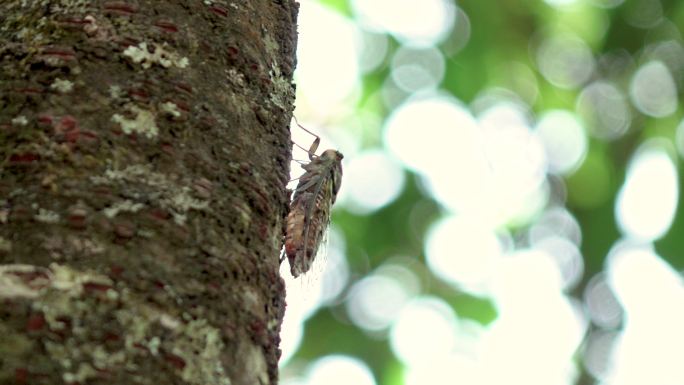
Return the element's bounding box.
[284,136,343,277]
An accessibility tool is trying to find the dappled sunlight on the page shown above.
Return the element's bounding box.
[615,141,678,241]
[351,0,456,45]
[604,244,684,384]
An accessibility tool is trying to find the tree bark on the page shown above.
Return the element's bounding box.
[0,1,298,384]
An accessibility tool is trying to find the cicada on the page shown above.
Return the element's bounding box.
[284,124,343,278]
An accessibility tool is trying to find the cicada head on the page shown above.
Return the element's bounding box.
[320,149,343,196]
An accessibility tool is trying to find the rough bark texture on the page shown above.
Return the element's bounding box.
[0,1,297,384]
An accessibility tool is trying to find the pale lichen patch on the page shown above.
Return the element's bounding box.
[170,187,210,225]
[123,42,189,69]
[91,164,210,225]
[160,101,182,118]
[109,84,123,99]
[35,208,61,223]
[111,105,159,139]
[104,200,145,218]
[50,78,74,93]
[0,264,52,299]
[172,319,232,385]
[269,67,294,110]
[11,115,28,126]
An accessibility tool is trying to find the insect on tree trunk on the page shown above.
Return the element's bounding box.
[0,1,298,385]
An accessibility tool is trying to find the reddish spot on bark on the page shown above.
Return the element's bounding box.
[78,130,100,145]
[193,178,213,199]
[154,20,179,33]
[103,332,121,342]
[109,264,125,278]
[9,153,40,164]
[115,36,141,48]
[170,99,190,113]
[160,142,175,156]
[148,208,170,221]
[258,222,268,240]
[152,280,166,290]
[227,46,239,61]
[174,82,193,95]
[209,5,229,17]
[127,87,149,101]
[164,353,187,369]
[26,313,46,331]
[57,115,77,130]
[67,208,88,229]
[14,87,44,95]
[37,114,54,126]
[58,16,92,28]
[103,1,139,15]
[83,281,112,293]
[113,221,135,239]
[40,47,77,61]
[15,368,28,383]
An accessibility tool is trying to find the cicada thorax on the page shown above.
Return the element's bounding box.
[285,148,343,277]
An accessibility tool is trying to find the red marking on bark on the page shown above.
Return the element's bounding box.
[174,82,193,95]
[226,46,239,60]
[152,280,166,290]
[249,319,268,345]
[58,16,93,28]
[114,36,140,48]
[109,265,124,278]
[258,222,268,240]
[209,5,229,17]
[40,47,77,61]
[37,114,54,126]
[103,332,121,342]
[170,99,190,112]
[2,270,43,286]
[26,313,46,331]
[164,353,187,369]
[83,281,112,293]
[57,115,78,131]
[14,87,44,94]
[9,153,40,164]
[14,368,28,383]
[193,178,213,199]
[154,20,179,33]
[127,87,149,101]
[78,130,99,145]
[148,208,170,221]
[160,142,175,156]
[67,208,88,229]
[103,2,139,15]
[113,221,135,238]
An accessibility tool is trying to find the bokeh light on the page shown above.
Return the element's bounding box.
[534,110,588,175]
[615,141,678,241]
[341,149,405,214]
[629,60,678,118]
[302,355,376,385]
[351,0,456,46]
[576,81,632,140]
[536,34,595,89]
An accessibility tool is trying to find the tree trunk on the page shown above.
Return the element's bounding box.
[0,1,298,384]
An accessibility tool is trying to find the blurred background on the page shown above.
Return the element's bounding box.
[279,0,684,384]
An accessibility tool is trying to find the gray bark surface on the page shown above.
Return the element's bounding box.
[0,1,298,384]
